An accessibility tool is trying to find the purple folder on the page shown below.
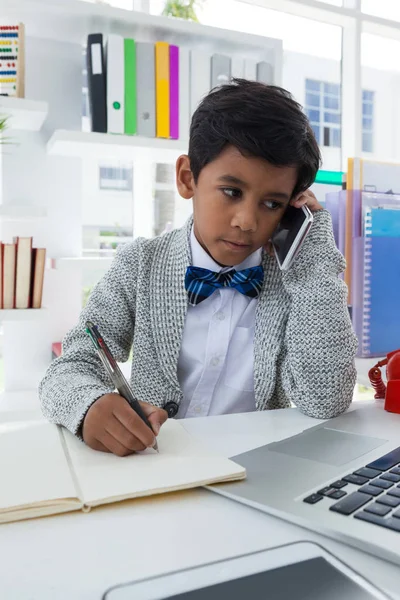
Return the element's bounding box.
[169,45,179,140]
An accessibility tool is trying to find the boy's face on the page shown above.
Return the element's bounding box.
[176,145,298,267]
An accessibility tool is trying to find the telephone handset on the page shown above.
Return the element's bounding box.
[368,349,400,413]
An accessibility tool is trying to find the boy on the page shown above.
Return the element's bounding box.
[40,79,358,456]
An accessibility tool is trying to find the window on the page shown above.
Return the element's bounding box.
[362,90,374,153]
[305,79,341,148]
[362,0,400,22]
[99,165,133,191]
[306,80,374,152]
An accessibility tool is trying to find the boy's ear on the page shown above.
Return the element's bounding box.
[176,155,195,199]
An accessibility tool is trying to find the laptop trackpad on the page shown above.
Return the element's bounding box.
[268,427,387,466]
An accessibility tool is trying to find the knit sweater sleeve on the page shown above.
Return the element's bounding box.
[271,209,358,418]
[39,240,141,435]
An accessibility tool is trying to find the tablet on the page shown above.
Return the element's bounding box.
[102,541,390,600]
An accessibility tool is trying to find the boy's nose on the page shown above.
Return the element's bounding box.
[231,205,258,232]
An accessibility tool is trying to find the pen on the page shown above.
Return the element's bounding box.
[85,320,159,452]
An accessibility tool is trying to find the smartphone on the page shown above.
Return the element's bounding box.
[271,204,313,271]
[102,541,390,600]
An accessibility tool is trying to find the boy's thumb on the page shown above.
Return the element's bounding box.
[149,408,168,435]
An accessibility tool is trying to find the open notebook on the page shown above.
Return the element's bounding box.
[0,419,246,524]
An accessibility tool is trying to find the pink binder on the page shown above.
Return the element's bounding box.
[169,45,179,139]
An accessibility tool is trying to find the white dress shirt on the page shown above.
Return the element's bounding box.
[177,228,262,418]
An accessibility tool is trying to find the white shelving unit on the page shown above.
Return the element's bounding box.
[47,130,187,163]
[0,96,48,131]
[51,256,114,270]
[0,308,47,322]
[0,0,284,394]
[0,0,283,72]
[0,205,47,220]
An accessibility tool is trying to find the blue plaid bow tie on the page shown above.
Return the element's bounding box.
[185,265,264,306]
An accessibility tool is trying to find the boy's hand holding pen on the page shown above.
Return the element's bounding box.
[83,321,168,457]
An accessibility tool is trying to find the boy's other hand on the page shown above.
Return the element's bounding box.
[82,393,168,456]
[290,189,323,212]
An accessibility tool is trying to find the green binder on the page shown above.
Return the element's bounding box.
[124,38,137,135]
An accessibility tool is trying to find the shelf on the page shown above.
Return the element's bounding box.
[0,0,282,58]
[0,308,47,322]
[0,205,47,220]
[47,130,187,163]
[50,256,114,270]
[0,97,48,132]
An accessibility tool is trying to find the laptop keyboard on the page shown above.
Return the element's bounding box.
[303,446,400,533]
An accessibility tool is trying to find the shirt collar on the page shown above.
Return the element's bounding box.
[190,227,262,273]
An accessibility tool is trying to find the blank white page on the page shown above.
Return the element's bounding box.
[0,421,78,511]
[63,419,246,506]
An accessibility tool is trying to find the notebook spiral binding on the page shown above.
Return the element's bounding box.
[361,207,373,356]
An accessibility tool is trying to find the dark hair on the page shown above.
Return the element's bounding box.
[188,78,321,198]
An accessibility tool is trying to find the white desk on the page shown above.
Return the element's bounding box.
[0,393,399,600]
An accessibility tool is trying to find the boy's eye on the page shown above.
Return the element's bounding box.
[221,187,242,199]
[263,199,283,211]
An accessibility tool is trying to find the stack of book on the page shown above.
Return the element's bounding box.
[86,33,274,139]
[0,237,46,309]
[325,158,400,358]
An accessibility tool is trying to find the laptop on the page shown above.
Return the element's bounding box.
[207,403,400,566]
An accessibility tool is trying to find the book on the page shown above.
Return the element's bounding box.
[86,33,107,133]
[155,41,170,138]
[2,243,16,309]
[169,44,179,140]
[124,38,137,136]
[352,206,400,357]
[30,247,46,309]
[189,50,210,116]
[0,244,2,308]
[106,34,125,135]
[0,418,246,524]
[346,157,400,302]
[178,46,190,141]
[256,61,274,85]
[136,42,156,137]
[362,205,400,237]
[14,236,32,309]
[244,59,257,81]
[211,54,231,88]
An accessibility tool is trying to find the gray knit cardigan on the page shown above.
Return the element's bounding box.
[39,210,358,435]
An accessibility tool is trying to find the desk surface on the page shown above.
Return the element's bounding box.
[0,393,398,600]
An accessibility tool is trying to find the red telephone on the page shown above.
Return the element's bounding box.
[368,349,400,413]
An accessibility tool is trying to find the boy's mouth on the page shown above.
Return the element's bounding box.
[222,239,252,251]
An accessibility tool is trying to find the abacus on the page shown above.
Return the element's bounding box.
[0,23,25,98]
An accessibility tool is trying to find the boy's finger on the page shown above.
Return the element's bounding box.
[106,414,147,452]
[113,401,156,448]
[291,197,306,207]
[148,409,168,435]
[85,437,110,453]
[100,429,135,457]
